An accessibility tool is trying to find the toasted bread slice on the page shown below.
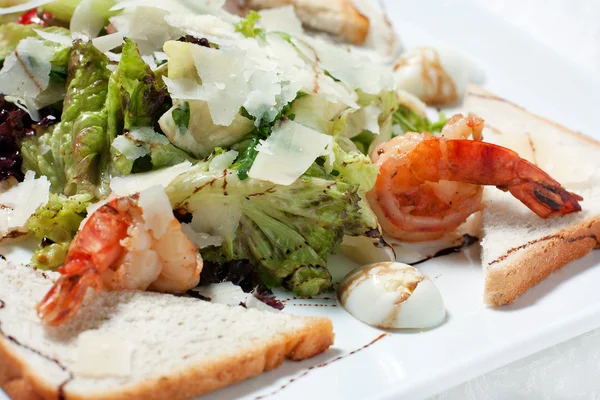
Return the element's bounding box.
[243,0,370,44]
[0,261,334,400]
[464,85,600,306]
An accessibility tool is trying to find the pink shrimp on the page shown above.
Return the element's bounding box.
[37,195,202,326]
[368,114,582,242]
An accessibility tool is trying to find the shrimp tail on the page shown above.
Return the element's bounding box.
[410,139,583,218]
[36,259,103,326]
[503,159,583,218]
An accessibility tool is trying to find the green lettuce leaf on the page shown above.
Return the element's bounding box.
[392,106,447,135]
[28,193,91,243]
[27,193,92,270]
[21,130,65,193]
[54,40,111,196]
[235,10,264,38]
[166,163,377,296]
[43,0,116,24]
[0,23,37,60]
[103,38,190,182]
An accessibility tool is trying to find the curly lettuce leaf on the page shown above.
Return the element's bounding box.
[0,23,37,60]
[31,242,70,270]
[235,10,264,38]
[392,106,447,135]
[21,131,65,192]
[53,40,111,196]
[28,193,91,243]
[166,164,377,296]
[104,38,188,183]
[27,193,92,270]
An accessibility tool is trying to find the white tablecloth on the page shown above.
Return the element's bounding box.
[435,1,600,398]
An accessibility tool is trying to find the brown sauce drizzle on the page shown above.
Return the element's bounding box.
[409,234,479,266]
[489,233,599,266]
[280,296,336,303]
[0,299,74,399]
[289,304,338,307]
[253,333,388,400]
[0,255,5,260]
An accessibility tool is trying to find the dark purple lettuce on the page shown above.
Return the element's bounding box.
[0,95,59,182]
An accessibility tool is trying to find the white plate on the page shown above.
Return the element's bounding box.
[2,1,600,400]
[204,1,600,399]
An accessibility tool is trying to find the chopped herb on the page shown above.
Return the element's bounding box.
[235,94,300,180]
[235,11,264,38]
[392,106,447,135]
[172,101,190,132]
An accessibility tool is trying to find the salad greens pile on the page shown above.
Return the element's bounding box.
[0,0,444,296]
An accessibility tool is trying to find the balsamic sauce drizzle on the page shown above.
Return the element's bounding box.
[409,234,479,266]
[253,333,388,400]
[0,299,74,399]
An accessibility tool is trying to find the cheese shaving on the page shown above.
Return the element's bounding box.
[110,161,193,196]
[33,29,72,46]
[0,171,50,237]
[0,38,52,102]
[138,185,175,239]
[259,6,303,34]
[0,0,52,14]
[249,120,333,185]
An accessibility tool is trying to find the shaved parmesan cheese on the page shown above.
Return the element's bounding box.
[111,127,170,161]
[259,6,303,34]
[209,150,238,172]
[110,0,188,13]
[70,0,106,39]
[349,0,402,62]
[180,223,222,248]
[164,14,238,42]
[154,51,168,62]
[298,36,394,95]
[191,283,280,311]
[189,196,242,239]
[362,104,382,134]
[109,7,183,54]
[33,29,72,46]
[0,38,53,113]
[192,282,247,306]
[0,0,51,14]
[249,120,333,185]
[105,51,122,63]
[138,185,175,239]
[0,171,50,237]
[110,161,193,196]
[93,33,125,53]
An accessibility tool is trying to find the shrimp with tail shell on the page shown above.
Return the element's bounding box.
[37,192,202,326]
[368,114,582,241]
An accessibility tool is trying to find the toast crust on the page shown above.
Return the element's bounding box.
[484,217,600,306]
[466,85,600,306]
[245,0,370,44]
[0,313,333,400]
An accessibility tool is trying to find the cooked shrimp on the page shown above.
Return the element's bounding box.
[36,194,202,326]
[368,114,582,242]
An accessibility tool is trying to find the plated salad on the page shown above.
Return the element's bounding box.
[0,0,581,327]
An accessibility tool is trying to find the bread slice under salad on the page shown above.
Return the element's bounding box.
[465,85,600,306]
[0,261,333,400]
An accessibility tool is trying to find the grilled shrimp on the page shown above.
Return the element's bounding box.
[368,114,582,242]
[37,194,202,326]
